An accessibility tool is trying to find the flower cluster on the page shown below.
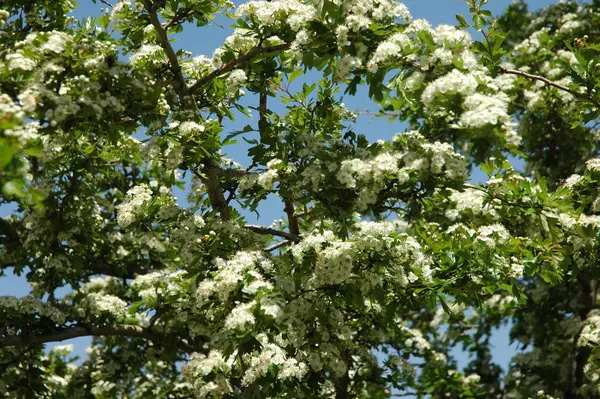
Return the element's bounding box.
[423,68,522,148]
[445,188,498,221]
[117,184,153,227]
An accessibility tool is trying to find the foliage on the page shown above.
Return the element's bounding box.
[1,0,600,398]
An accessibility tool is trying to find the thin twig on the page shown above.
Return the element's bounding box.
[244,224,299,241]
[265,240,290,252]
[188,43,291,93]
[293,208,313,218]
[217,166,251,178]
[164,8,195,30]
[500,66,600,109]
[391,392,419,398]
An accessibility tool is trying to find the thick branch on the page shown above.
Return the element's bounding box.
[145,2,233,219]
[88,259,158,279]
[0,218,19,245]
[188,43,291,93]
[500,67,600,109]
[195,161,231,220]
[245,225,299,241]
[284,199,300,236]
[0,325,195,352]
[565,277,598,399]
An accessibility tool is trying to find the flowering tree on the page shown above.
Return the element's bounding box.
[2,0,600,397]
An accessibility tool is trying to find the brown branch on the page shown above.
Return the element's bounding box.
[188,43,291,93]
[0,325,195,353]
[98,0,114,8]
[293,208,313,218]
[500,67,600,109]
[264,240,290,252]
[244,225,299,241]
[284,199,300,236]
[217,166,251,178]
[565,277,598,399]
[259,89,269,139]
[463,182,548,214]
[143,0,191,104]
[334,353,351,399]
[164,8,195,31]
[145,1,231,220]
[193,164,231,220]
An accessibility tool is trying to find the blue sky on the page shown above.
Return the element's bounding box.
[1,0,557,380]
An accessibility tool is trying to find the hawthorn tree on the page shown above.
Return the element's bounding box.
[2,0,600,397]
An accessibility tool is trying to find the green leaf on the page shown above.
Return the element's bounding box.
[288,69,303,84]
[455,14,469,28]
[23,146,42,157]
[98,14,110,29]
[540,214,550,234]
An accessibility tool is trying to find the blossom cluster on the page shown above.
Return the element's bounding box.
[117,184,154,227]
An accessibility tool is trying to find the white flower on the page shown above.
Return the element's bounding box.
[336,56,362,79]
[225,301,256,330]
[563,174,583,188]
[42,31,70,53]
[52,344,74,356]
[259,297,284,319]
[6,52,37,71]
[558,13,583,34]
[178,121,206,136]
[508,257,524,279]
[117,184,153,227]
[514,28,549,55]
[87,293,128,318]
[235,0,317,32]
[242,338,307,385]
[367,33,413,73]
[464,373,481,385]
[226,69,247,93]
[586,158,600,172]
[129,44,165,67]
[459,93,510,128]
[445,188,496,220]
[476,224,510,248]
[422,69,479,107]
[257,169,278,190]
[183,350,231,377]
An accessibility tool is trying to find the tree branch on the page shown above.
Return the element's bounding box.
[188,43,291,93]
[565,276,597,399]
[164,7,195,31]
[217,166,252,178]
[143,0,192,104]
[145,1,232,220]
[500,66,600,109]
[244,225,299,241]
[0,325,195,353]
[284,199,300,236]
[192,164,231,220]
[264,240,290,252]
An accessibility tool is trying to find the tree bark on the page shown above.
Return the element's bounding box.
[565,276,597,399]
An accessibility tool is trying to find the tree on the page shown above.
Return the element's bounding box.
[1,0,600,397]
